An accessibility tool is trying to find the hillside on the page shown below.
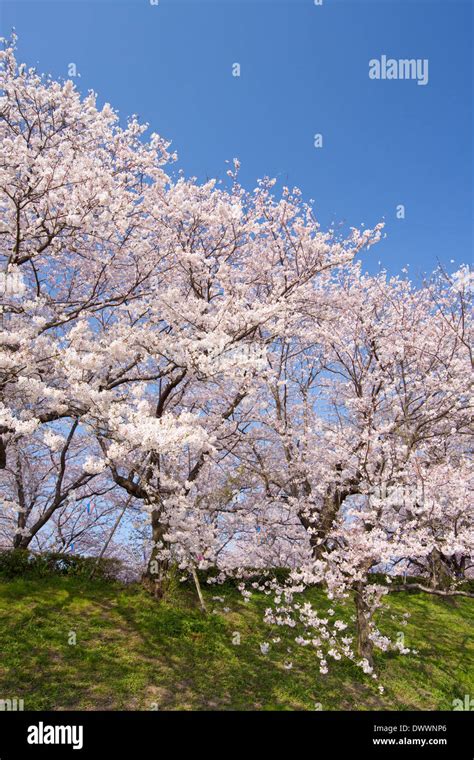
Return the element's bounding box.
[0,576,472,711]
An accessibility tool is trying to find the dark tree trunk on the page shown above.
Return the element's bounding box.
[13,479,31,550]
[0,438,6,469]
[354,581,374,667]
[142,506,170,599]
[298,488,375,668]
[0,425,8,469]
[428,549,453,590]
[12,533,30,550]
[299,493,343,560]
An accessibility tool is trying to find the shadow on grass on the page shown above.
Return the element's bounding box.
[0,576,471,710]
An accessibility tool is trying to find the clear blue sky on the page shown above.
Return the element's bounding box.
[2,0,472,276]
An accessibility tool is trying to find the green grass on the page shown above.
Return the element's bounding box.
[0,575,472,710]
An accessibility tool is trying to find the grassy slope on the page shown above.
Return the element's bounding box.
[0,576,472,711]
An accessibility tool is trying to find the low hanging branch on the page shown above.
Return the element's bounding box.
[389,583,474,599]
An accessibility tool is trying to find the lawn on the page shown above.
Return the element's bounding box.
[0,576,472,711]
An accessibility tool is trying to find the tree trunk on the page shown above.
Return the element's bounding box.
[0,437,6,469]
[354,581,374,667]
[300,492,375,668]
[299,494,341,560]
[13,528,31,550]
[13,533,27,549]
[428,549,452,590]
[142,506,170,599]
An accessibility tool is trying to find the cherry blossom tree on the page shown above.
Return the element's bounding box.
[234,263,473,665]
[0,37,382,587]
[1,35,471,683]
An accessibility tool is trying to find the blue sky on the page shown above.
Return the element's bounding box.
[2,0,472,276]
